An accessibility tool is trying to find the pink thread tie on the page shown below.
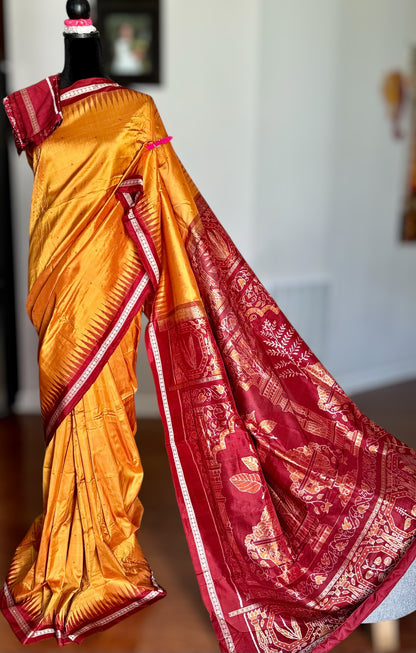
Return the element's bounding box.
[146,136,173,150]
[64,18,93,26]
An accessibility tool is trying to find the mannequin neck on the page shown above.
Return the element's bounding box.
[60,34,108,89]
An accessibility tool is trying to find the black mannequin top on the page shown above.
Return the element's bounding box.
[66,0,90,18]
[60,0,109,89]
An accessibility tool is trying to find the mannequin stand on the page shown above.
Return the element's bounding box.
[371,620,400,652]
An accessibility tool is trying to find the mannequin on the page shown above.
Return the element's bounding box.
[60,0,108,88]
[1,3,416,651]
[56,3,416,638]
[60,0,416,634]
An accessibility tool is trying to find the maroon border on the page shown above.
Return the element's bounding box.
[115,178,161,291]
[44,271,151,443]
[43,177,161,444]
[314,537,416,652]
[126,210,161,290]
[59,76,121,108]
[0,582,165,646]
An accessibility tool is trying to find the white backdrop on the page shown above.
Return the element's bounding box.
[4,0,416,415]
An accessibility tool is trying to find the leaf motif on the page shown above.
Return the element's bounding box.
[241,456,259,471]
[274,618,302,640]
[259,420,277,434]
[291,618,302,639]
[230,473,262,494]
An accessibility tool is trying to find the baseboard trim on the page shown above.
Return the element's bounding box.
[338,363,416,396]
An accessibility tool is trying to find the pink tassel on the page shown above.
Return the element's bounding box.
[146,136,173,150]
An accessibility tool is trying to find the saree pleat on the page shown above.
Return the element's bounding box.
[1,314,164,644]
[1,78,416,652]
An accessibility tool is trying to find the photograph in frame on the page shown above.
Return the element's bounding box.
[97,0,160,85]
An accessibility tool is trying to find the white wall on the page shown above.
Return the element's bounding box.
[254,0,339,280]
[4,0,261,414]
[3,1,64,413]
[3,0,416,415]
[136,0,261,414]
[254,0,416,392]
[326,0,416,389]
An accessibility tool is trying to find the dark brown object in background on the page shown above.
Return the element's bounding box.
[0,0,18,411]
[0,0,4,61]
[96,0,160,86]
[401,201,416,241]
[401,49,416,242]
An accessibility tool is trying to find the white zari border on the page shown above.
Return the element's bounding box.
[68,589,162,641]
[60,82,120,102]
[3,583,31,636]
[129,210,160,284]
[46,273,150,437]
[46,77,63,120]
[147,323,236,652]
[3,581,162,642]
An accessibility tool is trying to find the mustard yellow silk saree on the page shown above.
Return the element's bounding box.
[2,81,166,644]
[1,77,416,652]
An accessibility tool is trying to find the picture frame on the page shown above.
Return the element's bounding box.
[401,48,416,242]
[96,0,160,85]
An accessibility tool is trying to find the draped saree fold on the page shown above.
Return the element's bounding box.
[1,78,416,652]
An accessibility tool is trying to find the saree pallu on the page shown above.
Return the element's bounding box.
[1,79,416,652]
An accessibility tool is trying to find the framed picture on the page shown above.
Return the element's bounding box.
[401,50,416,242]
[96,0,160,85]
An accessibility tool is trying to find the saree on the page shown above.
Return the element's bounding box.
[1,77,416,652]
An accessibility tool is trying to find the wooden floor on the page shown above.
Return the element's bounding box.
[0,379,415,652]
